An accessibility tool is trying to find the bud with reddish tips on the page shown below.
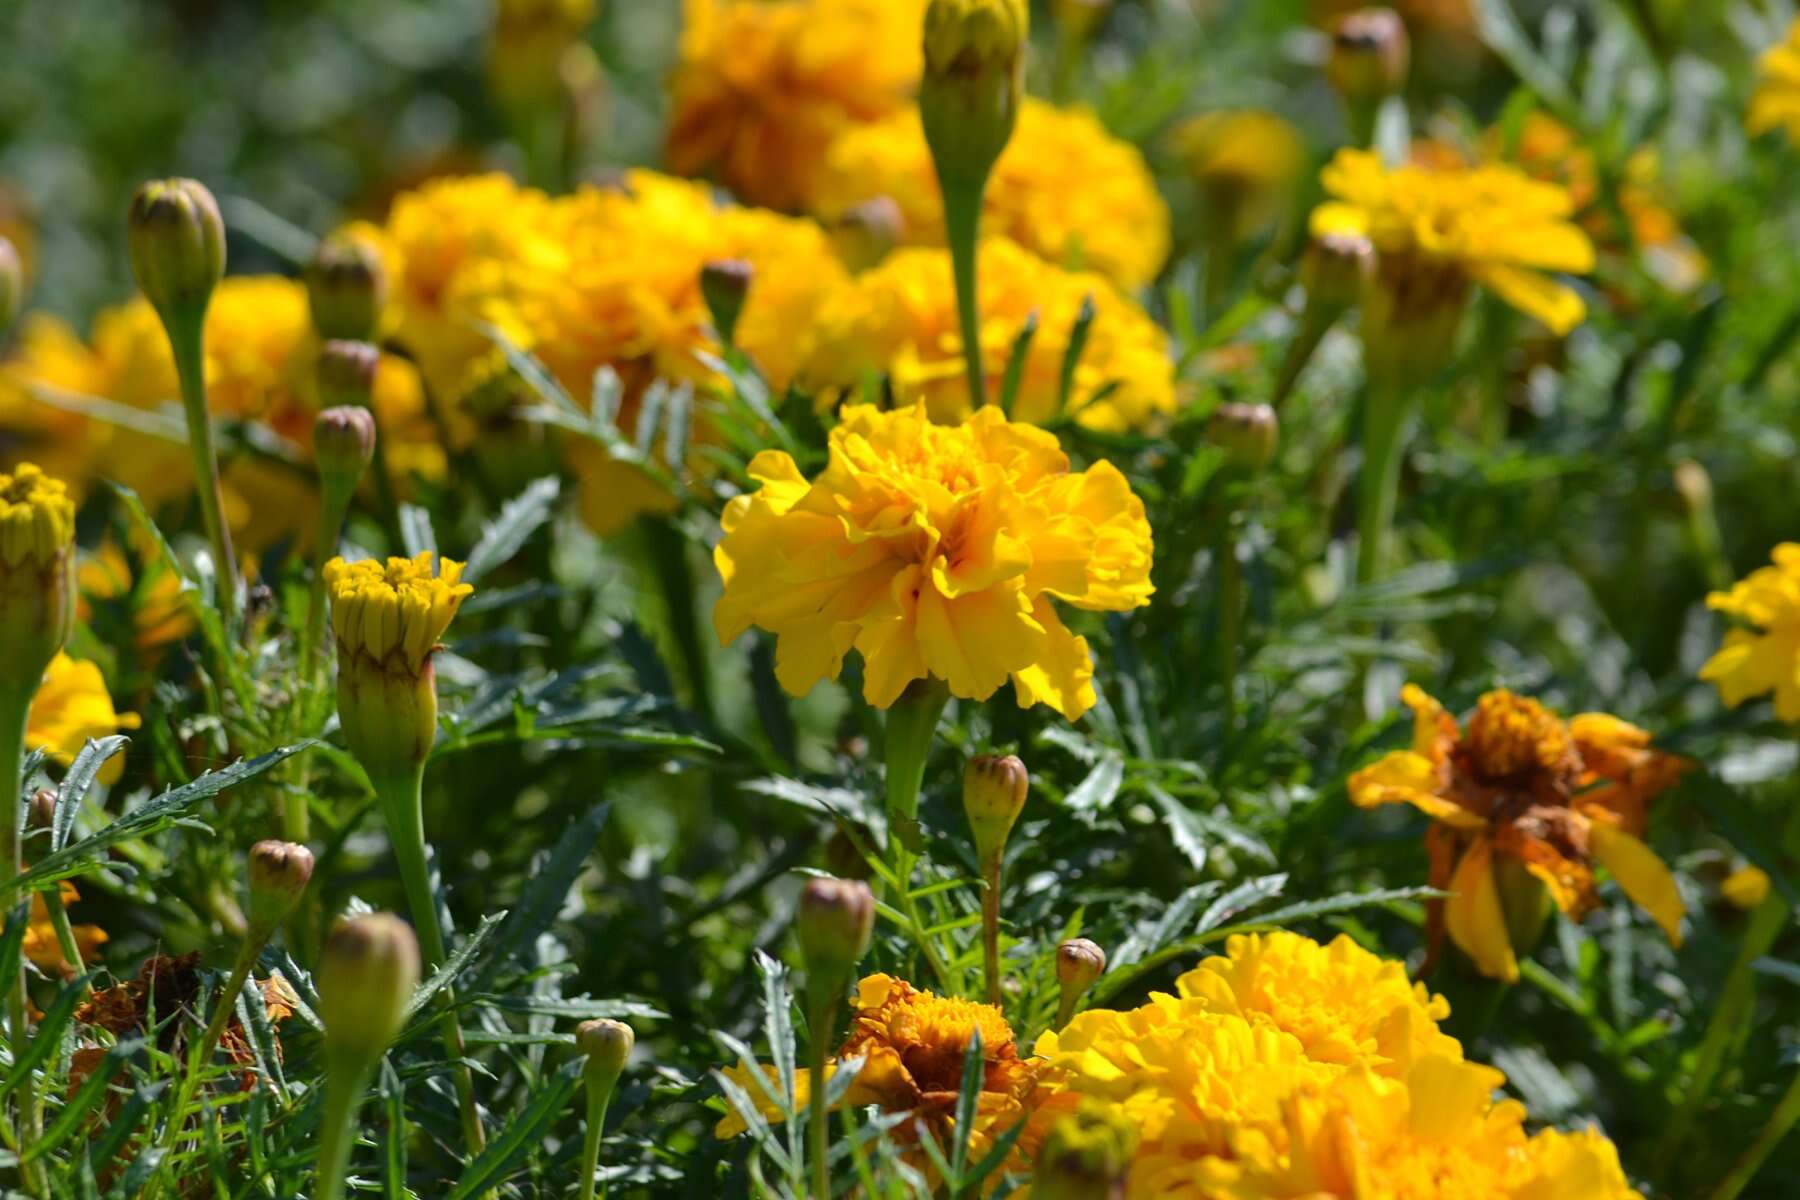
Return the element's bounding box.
[701,259,752,347]
[1054,937,1106,1029]
[127,179,226,326]
[1207,402,1279,472]
[797,876,876,983]
[246,839,315,937]
[306,232,388,342]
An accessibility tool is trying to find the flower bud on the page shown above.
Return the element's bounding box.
[700,259,752,347]
[0,236,21,336]
[0,463,76,700]
[1722,865,1772,911]
[318,913,420,1067]
[1032,1098,1135,1200]
[830,196,906,272]
[315,405,377,494]
[575,1017,634,1088]
[1056,937,1106,993]
[127,179,226,327]
[317,339,381,410]
[306,231,389,341]
[963,754,1028,870]
[26,788,56,833]
[1326,8,1410,106]
[796,876,876,983]
[1207,402,1279,471]
[1053,0,1110,44]
[921,0,1030,190]
[1300,231,1375,317]
[246,839,315,936]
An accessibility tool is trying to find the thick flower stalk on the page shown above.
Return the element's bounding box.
[1350,686,1688,982]
[1700,542,1800,722]
[325,553,485,1151]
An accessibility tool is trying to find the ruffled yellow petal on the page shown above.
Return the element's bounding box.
[1445,838,1519,982]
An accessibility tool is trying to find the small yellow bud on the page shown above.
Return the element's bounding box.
[314,405,377,493]
[1032,1098,1135,1200]
[1722,865,1772,911]
[318,913,420,1067]
[306,232,389,342]
[126,179,226,326]
[1300,231,1375,316]
[247,839,315,936]
[963,754,1028,869]
[1207,402,1279,471]
[1326,8,1410,106]
[575,1018,635,1088]
[0,463,76,700]
[1056,937,1106,993]
[0,236,21,336]
[700,259,753,347]
[921,0,1030,189]
[796,876,876,982]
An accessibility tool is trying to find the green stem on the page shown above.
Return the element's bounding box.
[375,769,487,1155]
[641,518,715,727]
[1345,97,1379,150]
[1658,894,1792,1172]
[1203,223,1237,323]
[1053,987,1080,1034]
[146,940,259,1192]
[942,179,989,410]
[1217,513,1243,728]
[883,680,952,989]
[577,1084,613,1200]
[981,864,1002,1007]
[314,1058,374,1200]
[1709,1063,1800,1200]
[804,984,840,1200]
[41,891,87,984]
[1,691,41,1195]
[168,318,239,628]
[1355,380,1412,587]
[1270,309,1336,409]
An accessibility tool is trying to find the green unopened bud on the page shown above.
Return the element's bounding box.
[1056,937,1105,993]
[796,876,876,983]
[317,340,380,409]
[318,914,420,1067]
[575,1018,634,1089]
[306,232,389,341]
[700,259,752,347]
[0,236,21,336]
[823,828,875,882]
[27,788,56,833]
[963,754,1028,870]
[1032,1098,1135,1200]
[921,0,1030,189]
[831,196,906,272]
[1207,402,1279,471]
[127,179,226,327]
[246,839,315,936]
[1301,231,1375,317]
[1326,8,1410,106]
[315,405,377,493]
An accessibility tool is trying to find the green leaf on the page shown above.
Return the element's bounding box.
[1064,753,1124,816]
[1054,293,1097,418]
[471,803,609,991]
[950,1029,984,1180]
[1146,786,1208,870]
[53,735,131,851]
[998,311,1039,420]
[439,1059,580,1197]
[399,503,437,559]
[24,1039,144,1164]
[463,476,562,582]
[1195,874,1288,934]
[1,972,96,1098]
[403,912,510,1024]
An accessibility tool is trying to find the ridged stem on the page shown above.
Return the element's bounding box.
[167,317,239,627]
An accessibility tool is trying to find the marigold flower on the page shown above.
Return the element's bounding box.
[1750,18,1800,144]
[811,99,1171,290]
[1349,686,1687,981]
[804,238,1176,432]
[1699,543,1800,722]
[717,972,1036,1161]
[712,401,1153,720]
[24,883,107,977]
[78,537,196,660]
[666,0,927,211]
[0,463,76,700]
[1312,148,1594,383]
[27,653,141,785]
[1171,110,1306,244]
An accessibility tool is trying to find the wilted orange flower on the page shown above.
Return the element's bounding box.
[713,402,1154,720]
[1350,686,1687,981]
[666,0,927,211]
[1700,543,1800,722]
[718,973,1036,1160]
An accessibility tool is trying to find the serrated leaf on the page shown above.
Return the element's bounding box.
[1195,874,1288,934]
[1146,786,1208,870]
[1064,753,1124,815]
[442,1059,582,1199]
[470,803,608,992]
[53,736,130,851]
[399,504,437,560]
[463,476,562,582]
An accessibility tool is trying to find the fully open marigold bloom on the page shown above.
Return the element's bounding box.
[1750,18,1800,143]
[1700,543,1800,722]
[812,99,1171,290]
[666,0,927,211]
[326,554,472,777]
[0,462,76,699]
[804,238,1176,432]
[1312,148,1594,383]
[28,653,141,785]
[1349,686,1687,981]
[713,402,1153,720]
[717,973,1036,1160]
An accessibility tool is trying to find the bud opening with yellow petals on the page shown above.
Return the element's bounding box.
[0,463,76,700]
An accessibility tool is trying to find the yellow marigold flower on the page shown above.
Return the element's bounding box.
[325,554,473,675]
[24,883,107,978]
[0,463,76,700]
[27,653,141,785]
[1722,865,1773,911]
[1750,18,1800,143]
[666,0,927,211]
[1312,148,1595,383]
[1174,931,1460,1075]
[0,461,74,568]
[1171,109,1307,242]
[1349,686,1688,981]
[1700,543,1800,722]
[79,536,197,660]
[804,238,1176,432]
[812,99,1171,290]
[717,973,1036,1163]
[712,402,1153,719]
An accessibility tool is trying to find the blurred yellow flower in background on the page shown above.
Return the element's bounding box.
[1722,864,1773,910]
[24,883,107,977]
[666,0,927,211]
[1750,18,1800,143]
[812,99,1171,290]
[1700,543,1800,722]
[78,537,197,661]
[28,652,140,784]
[1350,686,1687,981]
[1171,109,1307,243]
[804,238,1176,432]
[713,402,1153,719]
